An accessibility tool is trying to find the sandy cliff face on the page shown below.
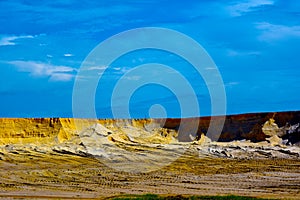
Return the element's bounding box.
[0,118,172,145]
[0,111,299,145]
[0,118,99,144]
[0,118,60,144]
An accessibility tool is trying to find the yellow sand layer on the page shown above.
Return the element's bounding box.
[0,118,166,145]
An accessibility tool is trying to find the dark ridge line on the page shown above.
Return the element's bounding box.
[0,110,300,120]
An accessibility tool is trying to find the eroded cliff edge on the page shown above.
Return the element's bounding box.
[0,111,299,174]
[0,111,299,145]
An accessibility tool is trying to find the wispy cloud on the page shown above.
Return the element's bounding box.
[0,35,35,46]
[63,53,73,57]
[226,82,240,86]
[49,73,75,82]
[227,0,274,17]
[256,22,300,41]
[9,61,76,81]
[86,66,107,71]
[124,75,141,81]
[227,49,261,56]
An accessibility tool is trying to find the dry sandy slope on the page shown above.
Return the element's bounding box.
[0,143,299,199]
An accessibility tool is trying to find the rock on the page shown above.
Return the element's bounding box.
[262,118,280,137]
[78,124,114,149]
[278,148,300,157]
[197,133,211,145]
[266,135,282,146]
[80,123,112,137]
[282,123,300,145]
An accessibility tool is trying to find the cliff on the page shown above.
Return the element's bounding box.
[0,118,96,144]
[0,111,299,145]
[164,111,300,142]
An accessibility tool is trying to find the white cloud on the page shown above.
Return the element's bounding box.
[125,76,141,81]
[63,53,73,57]
[226,82,240,86]
[227,49,261,56]
[0,35,34,46]
[9,60,76,82]
[49,73,74,82]
[205,67,217,70]
[82,66,130,77]
[227,0,274,17]
[256,22,300,41]
[86,66,107,71]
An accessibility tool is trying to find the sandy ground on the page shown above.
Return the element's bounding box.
[0,146,299,199]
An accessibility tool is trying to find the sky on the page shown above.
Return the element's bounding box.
[0,0,300,118]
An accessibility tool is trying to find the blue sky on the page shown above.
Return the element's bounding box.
[0,0,300,118]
